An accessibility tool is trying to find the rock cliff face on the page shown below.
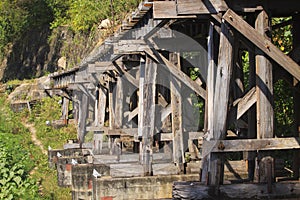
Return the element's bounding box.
[0,24,102,82]
[0,25,53,82]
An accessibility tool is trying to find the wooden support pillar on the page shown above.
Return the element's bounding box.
[255,10,274,140]
[114,77,124,129]
[202,22,218,183]
[255,10,274,183]
[138,57,146,140]
[138,56,157,175]
[96,85,107,128]
[78,92,89,144]
[170,52,184,171]
[292,14,300,179]
[61,97,70,124]
[208,21,234,186]
[108,78,115,129]
[72,90,80,125]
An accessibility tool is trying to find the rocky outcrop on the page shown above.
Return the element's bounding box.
[0,24,103,82]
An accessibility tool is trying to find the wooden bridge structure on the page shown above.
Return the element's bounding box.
[48,0,300,199]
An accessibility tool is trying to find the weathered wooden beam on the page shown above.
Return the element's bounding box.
[233,87,257,120]
[209,20,234,186]
[223,9,300,81]
[255,10,274,139]
[61,97,69,123]
[176,0,227,15]
[78,93,88,144]
[139,56,157,175]
[114,77,123,129]
[153,1,197,19]
[114,40,148,54]
[87,62,116,74]
[173,181,300,199]
[137,57,145,140]
[96,86,107,128]
[170,52,184,169]
[202,21,218,183]
[144,49,206,99]
[161,104,171,123]
[107,128,137,136]
[113,62,139,87]
[126,107,138,122]
[108,79,115,129]
[203,137,300,154]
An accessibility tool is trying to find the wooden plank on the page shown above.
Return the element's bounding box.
[114,77,123,129]
[139,56,157,175]
[108,79,115,129]
[61,97,69,122]
[107,128,137,136]
[177,0,227,15]
[114,40,148,54]
[127,107,138,122]
[189,131,204,140]
[223,9,300,81]
[88,62,116,73]
[209,20,234,185]
[233,87,257,120]
[153,1,197,19]
[255,10,274,139]
[160,104,171,123]
[113,62,139,87]
[173,181,300,199]
[202,137,300,155]
[97,86,107,128]
[78,93,88,144]
[137,57,145,139]
[170,52,184,169]
[144,49,206,99]
[160,132,173,141]
[201,21,218,183]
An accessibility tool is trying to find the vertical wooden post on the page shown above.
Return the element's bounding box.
[255,10,274,183]
[72,90,80,125]
[201,22,217,183]
[170,52,184,171]
[209,21,234,185]
[292,14,300,179]
[255,10,274,140]
[97,86,107,128]
[114,77,123,129]
[139,56,157,175]
[138,57,146,140]
[78,92,89,144]
[61,97,70,124]
[108,78,115,129]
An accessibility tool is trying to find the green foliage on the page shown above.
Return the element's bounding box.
[272,17,293,54]
[0,0,28,56]
[30,96,77,149]
[0,96,41,200]
[46,0,139,32]
[274,80,294,137]
[272,17,294,137]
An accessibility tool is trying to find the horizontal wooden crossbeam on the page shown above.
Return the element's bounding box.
[202,137,300,155]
